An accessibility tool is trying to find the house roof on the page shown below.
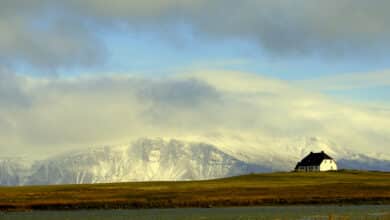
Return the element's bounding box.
[295,151,333,168]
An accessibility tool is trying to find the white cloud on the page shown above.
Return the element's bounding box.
[0,69,389,159]
[296,70,390,91]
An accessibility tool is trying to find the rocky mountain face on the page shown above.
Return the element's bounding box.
[0,158,30,185]
[1,138,269,185]
[0,138,388,186]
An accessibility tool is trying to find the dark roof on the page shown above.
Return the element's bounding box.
[295,151,333,169]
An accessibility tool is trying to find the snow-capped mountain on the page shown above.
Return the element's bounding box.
[3,138,269,185]
[0,137,388,186]
[338,154,390,171]
[0,158,30,185]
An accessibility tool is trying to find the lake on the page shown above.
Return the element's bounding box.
[0,205,389,220]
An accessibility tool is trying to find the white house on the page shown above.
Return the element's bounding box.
[295,151,338,172]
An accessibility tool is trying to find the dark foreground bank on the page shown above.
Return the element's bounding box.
[0,171,389,211]
[1,205,390,220]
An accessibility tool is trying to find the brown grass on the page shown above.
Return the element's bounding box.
[0,170,389,211]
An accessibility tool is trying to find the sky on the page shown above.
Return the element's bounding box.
[1,0,390,159]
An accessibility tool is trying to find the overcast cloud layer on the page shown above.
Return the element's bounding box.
[1,1,390,160]
[1,0,390,68]
[0,69,389,159]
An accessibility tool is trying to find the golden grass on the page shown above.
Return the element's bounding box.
[0,170,389,211]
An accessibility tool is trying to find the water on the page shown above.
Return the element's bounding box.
[0,205,389,220]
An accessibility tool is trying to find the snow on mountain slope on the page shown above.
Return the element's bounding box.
[0,137,388,186]
[25,138,269,185]
[187,134,352,170]
[338,154,390,171]
[0,158,30,185]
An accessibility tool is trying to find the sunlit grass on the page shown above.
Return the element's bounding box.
[0,170,389,211]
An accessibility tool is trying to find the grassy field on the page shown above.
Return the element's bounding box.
[0,170,389,211]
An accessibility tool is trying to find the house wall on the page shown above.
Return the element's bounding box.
[297,165,319,172]
[319,159,338,171]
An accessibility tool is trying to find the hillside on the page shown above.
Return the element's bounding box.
[0,171,389,211]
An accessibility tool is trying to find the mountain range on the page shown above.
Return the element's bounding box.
[0,137,389,186]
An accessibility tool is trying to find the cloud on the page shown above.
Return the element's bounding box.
[0,1,105,69]
[0,68,31,108]
[1,0,390,69]
[136,78,221,107]
[297,70,390,91]
[0,70,389,159]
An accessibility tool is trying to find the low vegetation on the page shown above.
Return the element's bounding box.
[0,170,389,211]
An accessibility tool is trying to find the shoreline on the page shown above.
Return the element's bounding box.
[2,199,390,212]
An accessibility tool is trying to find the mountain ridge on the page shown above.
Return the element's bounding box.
[0,137,388,186]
